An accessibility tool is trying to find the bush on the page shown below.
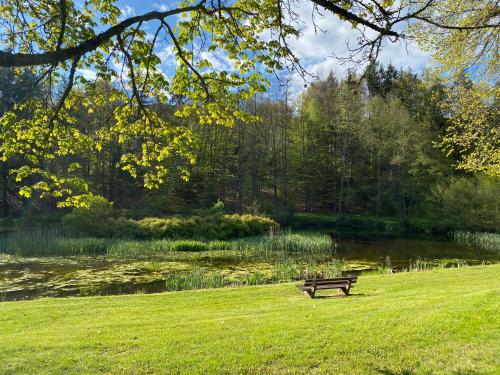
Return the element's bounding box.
[62,195,114,236]
[429,175,500,231]
[64,208,278,240]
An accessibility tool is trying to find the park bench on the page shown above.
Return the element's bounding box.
[297,275,358,298]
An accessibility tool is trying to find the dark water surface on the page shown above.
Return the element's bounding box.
[1,236,497,301]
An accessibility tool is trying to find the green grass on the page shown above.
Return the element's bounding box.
[1,265,499,374]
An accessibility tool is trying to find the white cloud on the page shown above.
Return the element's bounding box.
[153,3,170,12]
[200,51,235,72]
[77,68,97,81]
[119,5,135,20]
[284,0,431,93]
[158,46,177,69]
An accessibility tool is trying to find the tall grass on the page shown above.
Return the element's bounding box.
[107,232,334,257]
[0,229,335,259]
[163,257,345,292]
[453,231,500,252]
[239,232,334,255]
[0,229,111,256]
[165,266,228,291]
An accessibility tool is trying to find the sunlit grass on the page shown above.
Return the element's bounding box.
[0,265,498,374]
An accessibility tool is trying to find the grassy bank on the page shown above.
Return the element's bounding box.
[1,265,499,374]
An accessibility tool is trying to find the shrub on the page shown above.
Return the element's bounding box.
[91,214,278,240]
[62,195,114,236]
[429,175,500,231]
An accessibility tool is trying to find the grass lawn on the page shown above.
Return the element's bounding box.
[1,265,499,374]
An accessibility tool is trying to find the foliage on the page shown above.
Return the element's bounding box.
[438,82,499,176]
[0,64,494,233]
[429,174,500,231]
[62,210,278,240]
[410,0,499,82]
[61,195,114,236]
[0,0,301,205]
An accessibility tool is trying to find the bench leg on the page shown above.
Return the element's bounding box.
[340,287,349,296]
[304,290,314,298]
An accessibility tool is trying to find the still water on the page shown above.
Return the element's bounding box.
[1,236,497,301]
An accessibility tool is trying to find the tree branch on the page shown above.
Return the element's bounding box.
[163,20,212,100]
[309,0,400,37]
[56,0,67,50]
[0,1,207,67]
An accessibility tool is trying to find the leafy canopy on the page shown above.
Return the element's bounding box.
[0,0,498,205]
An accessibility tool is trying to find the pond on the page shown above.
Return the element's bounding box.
[1,235,497,301]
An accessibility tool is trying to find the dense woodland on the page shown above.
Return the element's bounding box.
[1,64,498,231]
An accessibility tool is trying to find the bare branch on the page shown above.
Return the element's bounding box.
[163,20,212,100]
[48,55,79,127]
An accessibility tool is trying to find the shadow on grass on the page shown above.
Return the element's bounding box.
[311,293,368,299]
[376,368,414,375]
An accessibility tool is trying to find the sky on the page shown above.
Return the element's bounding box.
[84,0,432,94]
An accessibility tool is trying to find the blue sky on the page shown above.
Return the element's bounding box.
[81,0,432,93]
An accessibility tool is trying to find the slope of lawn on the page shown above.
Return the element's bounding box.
[1,265,499,374]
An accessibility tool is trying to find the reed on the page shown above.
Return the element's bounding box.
[0,229,111,256]
[106,232,335,257]
[164,267,227,291]
[453,231,500,252]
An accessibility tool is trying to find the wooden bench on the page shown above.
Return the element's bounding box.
[297,276,358,298]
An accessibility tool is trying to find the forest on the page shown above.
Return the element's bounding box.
[1,63,498,233]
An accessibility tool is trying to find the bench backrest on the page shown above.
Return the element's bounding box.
[303,276,357,287]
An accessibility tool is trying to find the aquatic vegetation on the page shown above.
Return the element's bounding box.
[1,233,497,301]
[106,232,335,258]
[0,230,111,256]
[165,267,228,291]
[240,232,335,255]
[454,231,500,252]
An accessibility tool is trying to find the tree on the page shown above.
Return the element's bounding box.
[0,67,42,216]
[410,0,499,81]
[0,0,497,205]
[438,82,500,176]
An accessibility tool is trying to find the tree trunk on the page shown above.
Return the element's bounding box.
[1,161,9,217]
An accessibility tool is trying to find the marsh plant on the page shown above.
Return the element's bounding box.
[0,228,335,258]
[164,266,227,291]
[163,256,347,293]
[454,231,500,252]
[107,232,335,258]
[0,229,111,256]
